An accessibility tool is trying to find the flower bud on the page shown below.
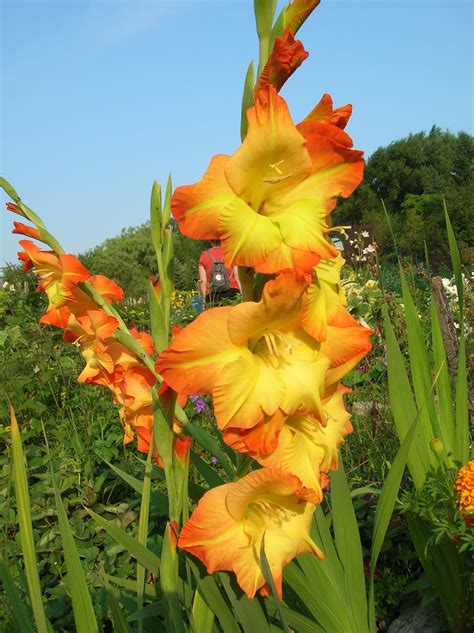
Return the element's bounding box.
[430,438,444,454]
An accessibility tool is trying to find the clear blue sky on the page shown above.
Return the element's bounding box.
[1,0,472,265]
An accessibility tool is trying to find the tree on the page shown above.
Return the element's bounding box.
[335,128,473,266]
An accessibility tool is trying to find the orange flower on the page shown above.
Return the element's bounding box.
[12,221,41,240]
[455,460,474,526]
[156,272,371,434]
[255,28,308,94]
[178,468,322,598]
[300,93,352,130]
[224,385,352,502]
[172,86,363,274]
[18,240,89,318]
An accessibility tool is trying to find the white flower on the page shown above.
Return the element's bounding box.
[2,281,8,289]
[361,230,370,238]
[363,244,376,255]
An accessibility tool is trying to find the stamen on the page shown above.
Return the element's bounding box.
[263,173,293,184]
[268,160,285,174]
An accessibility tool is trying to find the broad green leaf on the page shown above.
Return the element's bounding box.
[187,560,239,633]
[265,598,324,633]
[220,572,271,633]
[368,417,418,632]
[399,269,440,444]
[284,560,351,632]
[86,509,160,575]
[191,587,214,633]
[10,407,50,633]
[383,306,430,488]
[240,61,255,141]
[0,559,34,633]
[330,456,368,632]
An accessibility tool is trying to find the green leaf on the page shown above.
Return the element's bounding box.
[10,407,50,633]
[259,540,290,633]
[150,181,163,252]
[444,199,464,320]
[383,306,430,488]
[455,334,469,464]
[220,572,271,633]
[368,417,418,631]
[191,587,214,633]
[53,487,98,632]
[330,455,368,632]
[86,508,161,575]
[430,298,455,454]
[399,269,440,444]
[162,174,173,228]
[0,559,34,633]
[254,0,277,75]
[101,573,132,633]
[187,560,239,633]
[240,61,255,141]
[95,452,169,514]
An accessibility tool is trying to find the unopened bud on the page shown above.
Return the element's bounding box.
[430,438,444,454]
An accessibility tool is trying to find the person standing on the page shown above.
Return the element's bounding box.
[198,240,241,305]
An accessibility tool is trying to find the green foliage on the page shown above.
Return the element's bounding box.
[335,127,474,266]
[79,221,208,298]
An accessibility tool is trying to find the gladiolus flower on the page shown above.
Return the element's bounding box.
[301,93,352,131]
[156,272,371,434]
[178,468,322,598]
[224,385,352,502]
[12,221,41,240]
[18,240,89,319]
[172,86,364,274]
[255,28,308,94]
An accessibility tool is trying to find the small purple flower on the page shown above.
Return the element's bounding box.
[210,456,218,466]
[189,395,210,414]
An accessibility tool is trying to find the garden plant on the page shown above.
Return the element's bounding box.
[0,1,472,631]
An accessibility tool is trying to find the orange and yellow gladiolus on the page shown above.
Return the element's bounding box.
[156,272,371,439]
[224,385,352,502]
[179,468,322,599]
[18,240,89,321]
[172,86,363,274]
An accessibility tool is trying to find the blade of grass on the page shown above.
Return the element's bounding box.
[444,199,464,321]
[101,571,132,633]
[0,559,34,633]
[41,422,99,633]
[383,306,431,488]
[9,406,50,633]
[368,416,418,632]
[455,334,469,464]
[330,455,368,633]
